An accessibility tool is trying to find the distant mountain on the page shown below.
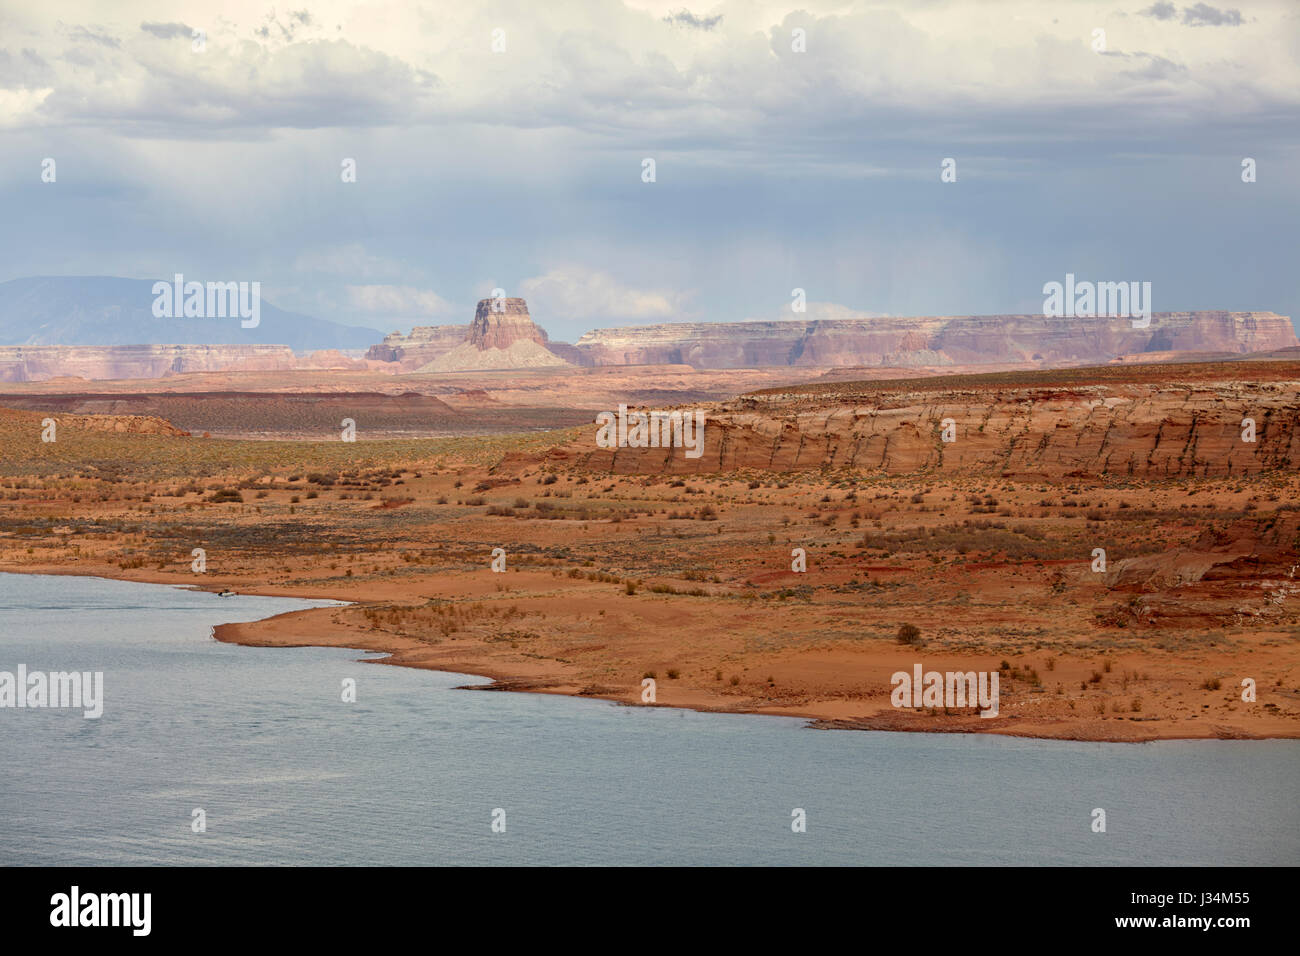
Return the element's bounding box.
[0,276,379,351]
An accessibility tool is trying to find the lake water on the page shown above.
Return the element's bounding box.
[1,572,1296,866]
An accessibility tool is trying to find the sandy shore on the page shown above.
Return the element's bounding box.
[7,558,1296,743]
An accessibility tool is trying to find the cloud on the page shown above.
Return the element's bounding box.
[519,267,687,323]
[0,48,55,88]
[0,1,1295,332]
[1139,3,1244,26]
[254,9,317,45]
[31,23,439,134]
[1181,3,1243,26]
[293,245,406,281]
[663,10,723,31]
[0,86,53,127]
[344,285,457,319]
[139,22,192,40]
[1110,51,1188,81]
[67,25,120,48]
[1140,2,1178,20]
[3,0,1289,151]
[745,302,892,323]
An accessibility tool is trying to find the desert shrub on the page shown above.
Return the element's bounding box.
[896,623,922,645]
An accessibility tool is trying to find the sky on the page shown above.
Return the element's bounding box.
[0,0,1297,341]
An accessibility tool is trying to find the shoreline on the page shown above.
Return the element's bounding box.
[3,563,1294,744]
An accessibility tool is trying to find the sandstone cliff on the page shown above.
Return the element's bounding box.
[0,344,302,383]
[365,325,469,366]
[542,362,1300,479]
[571,311,1297,369]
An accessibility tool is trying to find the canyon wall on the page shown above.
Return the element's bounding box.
[571,311,1297,369]
[18,310,1292,381]
[0,344,302,383]
[544,371,1300,479]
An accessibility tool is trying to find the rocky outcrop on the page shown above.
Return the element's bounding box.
[367,302,586,371]
[418,299,570,372]
[365,325,469,366]
[56,413,190,436]
[0,345,301,383]
[469,298,547,349]
[571,312,1297,369]
[543,365,1300,478]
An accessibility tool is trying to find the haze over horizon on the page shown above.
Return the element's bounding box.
[1,0,1297,340]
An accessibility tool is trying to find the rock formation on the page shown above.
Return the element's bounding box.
[369,310,1296,372]
[571,311,1297,369]
[55,413,190,436]
[365,326,469,366]
[418,299,571,372]
[12,309,1292,382]
[543,364,1300,478]
[0,344,302,383]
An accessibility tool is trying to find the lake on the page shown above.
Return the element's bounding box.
[1,572,1296,865]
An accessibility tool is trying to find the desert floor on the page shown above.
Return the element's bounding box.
[1,361,1297,741]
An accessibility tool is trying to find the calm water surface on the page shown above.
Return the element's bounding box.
[1,572,1296,866]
